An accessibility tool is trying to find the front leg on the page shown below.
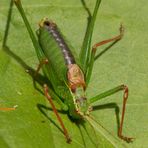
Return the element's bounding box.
[89,84,133,143]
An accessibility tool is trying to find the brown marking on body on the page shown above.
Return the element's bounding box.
[67,64,86,92]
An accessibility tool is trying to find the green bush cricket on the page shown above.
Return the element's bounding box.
[2,0,134,143]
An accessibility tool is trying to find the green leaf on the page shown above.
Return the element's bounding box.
[0,0,148,147]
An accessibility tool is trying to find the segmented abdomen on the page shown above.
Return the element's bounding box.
[44,21,75,65]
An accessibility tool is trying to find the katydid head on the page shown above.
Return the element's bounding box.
[72,87,92,117]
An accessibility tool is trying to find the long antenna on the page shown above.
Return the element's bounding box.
[84,115,125,147]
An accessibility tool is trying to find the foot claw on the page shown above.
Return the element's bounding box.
[66,136,72,144]
[120,135,134,143]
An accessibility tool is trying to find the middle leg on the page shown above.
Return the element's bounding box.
[43,84,71,143]
[86,25,124,84]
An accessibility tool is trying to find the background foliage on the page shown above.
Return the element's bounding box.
[0,0,148,147]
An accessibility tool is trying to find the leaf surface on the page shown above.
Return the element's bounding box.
[0,0,148,148]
